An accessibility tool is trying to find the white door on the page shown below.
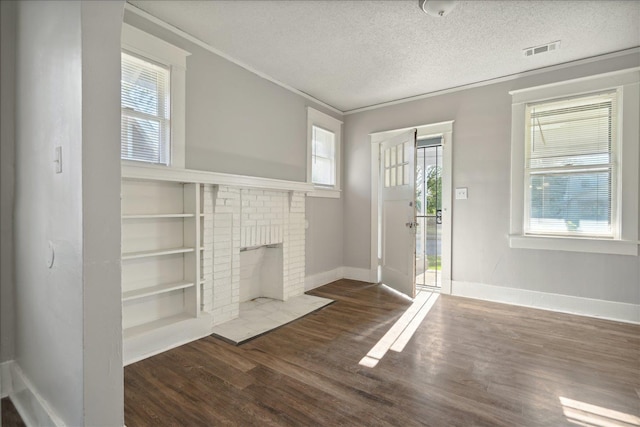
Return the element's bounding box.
[380,129,417,298]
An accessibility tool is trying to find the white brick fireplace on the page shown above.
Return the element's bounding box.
[121,165,315,363]
[202,185,307,326]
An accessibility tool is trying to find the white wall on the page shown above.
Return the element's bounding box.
[344,52,640,305]
[11,1,124,425]
[14,2,85,422]
[123,8,345,277]
[0,0,16,365]
[80,1,125,425]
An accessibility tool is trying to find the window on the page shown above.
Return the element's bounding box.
[311,125,336,186]
[121,53,170,165]
[509,68,639,255]
[307,107,342,198]
[121,24,190,168]
[525,91,617,238]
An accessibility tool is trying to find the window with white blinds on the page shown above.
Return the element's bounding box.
[121,52,171,165]
[307,107,342,197]
[524,91,618,237]
[311,125,336,187]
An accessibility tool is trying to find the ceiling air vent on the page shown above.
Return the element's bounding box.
[523,41,561,57]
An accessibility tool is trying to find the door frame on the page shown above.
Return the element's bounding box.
[370,121,454,295]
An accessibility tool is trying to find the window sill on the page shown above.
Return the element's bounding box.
[121,159,170,167]
[509,234,638,256]
[307,187,341,199]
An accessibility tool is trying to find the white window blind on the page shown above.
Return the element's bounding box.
[121,52,171,165]
[524,91,618,237]
[311,125,336,187]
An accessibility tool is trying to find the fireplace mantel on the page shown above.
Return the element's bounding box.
[122,163,314,193]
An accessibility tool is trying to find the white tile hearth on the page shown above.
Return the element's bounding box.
[210,294,334,344]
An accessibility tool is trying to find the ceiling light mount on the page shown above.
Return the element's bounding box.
[419,0,458,17]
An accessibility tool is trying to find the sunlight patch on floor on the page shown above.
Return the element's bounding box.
[390,291,440,353]
[358,291,439,368]
[560,396,640,427]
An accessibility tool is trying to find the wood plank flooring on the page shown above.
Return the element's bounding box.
[124,280,640,426]
[1,398,25,427]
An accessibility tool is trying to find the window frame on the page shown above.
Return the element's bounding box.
[509,68,639,256]
[121,51,171,165]
[307,107,343,198]
[121,23,190,168]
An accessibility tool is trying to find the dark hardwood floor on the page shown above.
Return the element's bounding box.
[124,280,640,426]
[1,398,25,427]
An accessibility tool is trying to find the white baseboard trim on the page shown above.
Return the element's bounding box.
[452,281,640,324]
[342,267,375,283]
[305,266,376,292]
[1,360,13,398]
[124,314,214,366]
[8,362,65,426]
[305,267,344,291]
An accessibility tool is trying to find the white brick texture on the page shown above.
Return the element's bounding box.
[201,185,306,326]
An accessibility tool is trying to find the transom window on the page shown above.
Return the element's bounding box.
[121,52,171,165]
[524,91,618,238]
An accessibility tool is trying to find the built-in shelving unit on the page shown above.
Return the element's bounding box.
[123,213,195,219]
[122,313,194,340]
[122,247,195,260]
[122,281,195,302]
[121,178,206,364]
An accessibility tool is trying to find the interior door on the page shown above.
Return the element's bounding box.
[380,129,417,299]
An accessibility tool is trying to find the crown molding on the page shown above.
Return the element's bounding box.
[344,47,640,115]
[124,2,639,119]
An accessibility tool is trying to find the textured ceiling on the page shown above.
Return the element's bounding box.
[128,0,640,112]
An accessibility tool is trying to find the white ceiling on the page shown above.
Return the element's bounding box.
[129,0,640,112]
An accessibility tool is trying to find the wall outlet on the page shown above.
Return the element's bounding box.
[455,187,468,200]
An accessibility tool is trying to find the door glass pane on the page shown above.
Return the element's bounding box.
[397,144,403,164]
[384,148,390,168]
[404,163,410,188]
[416,145,442,290]
[404,141,410,163]
[390,167,396,186]
[415,216,425,286]
[416,156,425,216]
[391,147,396,166]
[425,216,441,286]
[385,168,390,188]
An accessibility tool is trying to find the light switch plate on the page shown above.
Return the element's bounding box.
[455,187,468,200]
[54,146,62,173]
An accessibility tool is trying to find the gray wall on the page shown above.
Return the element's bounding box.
[306,197,344,275]
[0,0,16,365]
[344,52,640,304]
[11,1,124,425]
[124,9,345,276]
